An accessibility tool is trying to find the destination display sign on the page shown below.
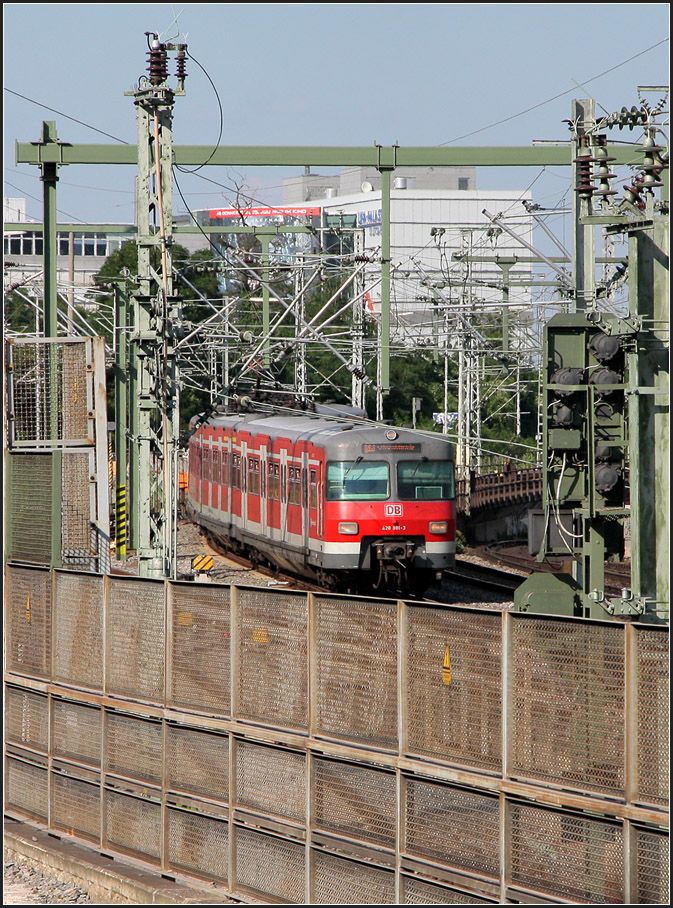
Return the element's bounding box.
[362,443,422,453]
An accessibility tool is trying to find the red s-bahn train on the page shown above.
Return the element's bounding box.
[187,407,456,595]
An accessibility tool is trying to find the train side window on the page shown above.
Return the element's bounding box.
[268,461,280,501]
[248,458,260,495]
[310,469,317,510]
[204,446,211,482]
[232,454,241,490]
[213,448,220,484]
[223,451,229,486]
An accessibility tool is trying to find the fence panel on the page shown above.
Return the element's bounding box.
[509,615,625,797]
[3,569,669,904]
[106,577,165,703]
[235,587,308,731]
[53,571,104,690]
[168,581,231,715]
[314,595,397,749]
[634,627,669,807]
[405,605,502,770]
[6,565,52,678]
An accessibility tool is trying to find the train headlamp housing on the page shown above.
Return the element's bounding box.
[338,521,359,535]
[429,521,449,535]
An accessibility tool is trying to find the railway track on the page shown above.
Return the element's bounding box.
[480,541,632,598]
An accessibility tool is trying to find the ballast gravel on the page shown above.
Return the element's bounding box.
[4,860,93,904]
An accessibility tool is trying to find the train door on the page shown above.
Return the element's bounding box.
[202,442,211,509]
[240,441,248,528]
[212,442,220,512]
[260,444,267,534]
[302,451,310,551]
[280,449,288,542]
[221,439,230,517]
[247,453,261,526]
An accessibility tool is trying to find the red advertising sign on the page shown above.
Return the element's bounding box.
[208,206,321,219]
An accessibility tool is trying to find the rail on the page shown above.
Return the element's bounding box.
[4,564,668,904]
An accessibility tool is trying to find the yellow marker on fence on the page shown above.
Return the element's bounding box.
[442,643,452,686]
[116,485,127,558]
[26,594,31,624]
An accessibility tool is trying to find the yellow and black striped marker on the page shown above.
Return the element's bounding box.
[116,485,127,558]
[192,554,214,573]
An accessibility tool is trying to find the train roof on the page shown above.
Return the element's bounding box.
[198,411,453,457]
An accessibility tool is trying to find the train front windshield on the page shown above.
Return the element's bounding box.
[397,460,455,500]
[326,460,390,500]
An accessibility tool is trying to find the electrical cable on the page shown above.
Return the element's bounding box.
[438,38,669,146]
[4,88,130,144]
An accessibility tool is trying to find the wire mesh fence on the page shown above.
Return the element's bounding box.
[4,564,669,904]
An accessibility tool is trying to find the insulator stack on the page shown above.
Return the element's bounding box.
[147,40,168,86]
[574,155,595,197]
[640,135,665,189]
[176,45,187,83]
[592,135,617,200]
[622,174,647,210]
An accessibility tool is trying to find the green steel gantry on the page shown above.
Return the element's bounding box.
[13,38,667,616]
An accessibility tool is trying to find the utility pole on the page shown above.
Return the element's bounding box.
[126,34,187,578]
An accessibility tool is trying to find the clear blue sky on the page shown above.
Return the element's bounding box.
[3,3,670,225]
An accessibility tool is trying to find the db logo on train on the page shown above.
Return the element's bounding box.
[385,504,404,517]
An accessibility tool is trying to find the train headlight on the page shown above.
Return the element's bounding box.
[429,521,448,535]
[338,521,359,535]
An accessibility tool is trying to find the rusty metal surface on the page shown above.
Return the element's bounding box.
[5,687,49,752]
[236,740,305,823]
[313,757,396,849]
[404,777,499,879]
[6,757,49,822]
[106,577,165,703]
[633,826,670,905]
[6,566,52,678]
[166,724,229,803]
[509,802,624,903]
[105,713,163,785]
[52,699,101,766]
[6,454,53,563]
[51,770,101,842]
[401,876,495,904]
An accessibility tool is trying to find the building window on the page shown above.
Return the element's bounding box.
[458,177,469,191]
